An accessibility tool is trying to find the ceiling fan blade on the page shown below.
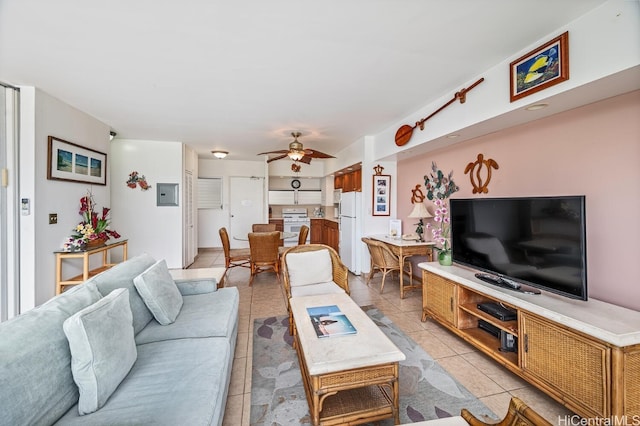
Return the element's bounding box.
[257,149,289,155]
[266,154,289,163]
[298,156,313,164]
[303,149,335,159]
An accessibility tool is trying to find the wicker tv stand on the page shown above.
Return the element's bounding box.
[419,263,640,422]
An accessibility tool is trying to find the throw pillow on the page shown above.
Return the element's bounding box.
[63,288,137,415]
[285,249,333,287]
[133,259,183,325]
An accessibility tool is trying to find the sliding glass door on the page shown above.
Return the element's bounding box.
[0,84,20,321]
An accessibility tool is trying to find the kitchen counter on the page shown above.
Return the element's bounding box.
[320,217,340,223]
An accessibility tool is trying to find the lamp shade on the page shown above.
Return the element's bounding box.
[408,202,432,219]
[288,150,305,161]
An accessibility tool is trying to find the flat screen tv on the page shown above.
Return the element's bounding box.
[450,196,587,300]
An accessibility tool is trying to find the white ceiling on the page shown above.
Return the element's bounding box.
[0,0,610,161]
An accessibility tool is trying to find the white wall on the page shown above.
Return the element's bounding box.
[198,159,266,248]
[372,0,640,162]
[110,139,183,267]
[268,159,325,177]
[19,87,111,309]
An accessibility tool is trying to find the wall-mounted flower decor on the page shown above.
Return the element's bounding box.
[126,171,151,191]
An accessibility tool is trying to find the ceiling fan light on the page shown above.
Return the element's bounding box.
[288,150,305,161]
[212,150,228,159]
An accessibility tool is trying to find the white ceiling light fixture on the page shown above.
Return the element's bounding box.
[212,150,228,159]
[287,149,305,161]
[109,131,117,141]
[525,103,549,111]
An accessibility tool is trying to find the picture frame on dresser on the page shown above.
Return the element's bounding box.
[47,136,107,185]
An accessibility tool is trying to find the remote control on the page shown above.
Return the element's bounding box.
[499,277,521,290]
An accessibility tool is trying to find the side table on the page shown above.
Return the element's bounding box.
[168,267,226,289]
[54,240,128,295]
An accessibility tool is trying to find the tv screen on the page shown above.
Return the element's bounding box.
[450,196,587,300]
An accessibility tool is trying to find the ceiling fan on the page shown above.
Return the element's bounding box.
[258,132,335,164]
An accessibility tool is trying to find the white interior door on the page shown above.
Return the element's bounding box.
[183,171,195,267]
[229,177,265,248]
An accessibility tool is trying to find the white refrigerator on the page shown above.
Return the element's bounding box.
[339,192,362,275]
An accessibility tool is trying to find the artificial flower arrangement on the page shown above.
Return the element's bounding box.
[62,191,121,251]
[424,162,459,254]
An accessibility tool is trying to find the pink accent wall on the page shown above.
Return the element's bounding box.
[397,90,640,311]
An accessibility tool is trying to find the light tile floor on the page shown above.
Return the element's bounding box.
[190,248,574,426]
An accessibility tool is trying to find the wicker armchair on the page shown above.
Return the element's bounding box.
[461,397,552,426]
[252,223,277,232]
[219,227,251,273]
[281,244,350,334]
[361,237,412,294]
[248,231,281,285]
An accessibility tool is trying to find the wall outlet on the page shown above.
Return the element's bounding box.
[49,213,58,224]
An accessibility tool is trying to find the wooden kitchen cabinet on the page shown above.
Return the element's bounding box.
[334,175,343,190]
[337,170,362,193]
[324,220,339,253]
[310,219,323,244]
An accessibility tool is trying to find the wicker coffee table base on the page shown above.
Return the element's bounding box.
[294,332,400,425]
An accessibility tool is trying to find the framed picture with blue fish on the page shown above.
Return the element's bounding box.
[510,31,569,102]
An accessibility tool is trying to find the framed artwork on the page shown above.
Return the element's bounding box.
[510,31,569,102]
[47,136,107,185]
[372,175,390,216]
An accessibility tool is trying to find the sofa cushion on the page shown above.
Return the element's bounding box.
[286,249,333,287]
[0,282,102,426]
[63,288,137,415]
[92,253,156,335]
[290,281,345,297]
[175,279,217,295]
[134,260,183,325]
[55,337,232,426]
[135,287,239,345]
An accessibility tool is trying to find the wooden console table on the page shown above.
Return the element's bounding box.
[55,240,128,295]
[420,262,640,421]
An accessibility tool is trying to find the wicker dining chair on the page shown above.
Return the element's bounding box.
[281,244,350,334]
[219,227,251,273]
[252,223,277,232]
[278,224,309,257]
[248,231,281,285]
[361,237,412,293]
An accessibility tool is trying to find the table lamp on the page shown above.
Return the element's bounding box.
[408,202,432,242]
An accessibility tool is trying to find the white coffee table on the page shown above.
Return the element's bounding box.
[169,267,226,289]
[290,293,406,425]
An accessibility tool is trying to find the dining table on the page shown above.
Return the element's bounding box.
[368,234,436,298]
[233,231,296,241]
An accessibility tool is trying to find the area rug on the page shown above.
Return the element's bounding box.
[250,306,496,425]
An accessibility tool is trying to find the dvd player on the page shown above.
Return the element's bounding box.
[477,302,517,321]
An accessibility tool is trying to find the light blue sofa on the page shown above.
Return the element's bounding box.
[0,253,239,426]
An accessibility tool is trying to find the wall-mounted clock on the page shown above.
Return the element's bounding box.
[291,179,301,189]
